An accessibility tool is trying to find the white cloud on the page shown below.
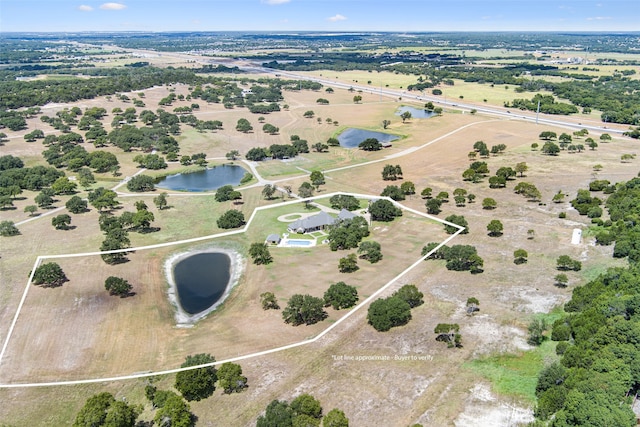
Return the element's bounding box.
[261,0,291,5]
[78,5,93,11]
[327,14,347,22]
[587,16,612,20]
[100,2,127,10]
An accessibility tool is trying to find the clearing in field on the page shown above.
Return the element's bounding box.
[0,193,455,384]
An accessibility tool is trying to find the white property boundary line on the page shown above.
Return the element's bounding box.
[0,192,463,388]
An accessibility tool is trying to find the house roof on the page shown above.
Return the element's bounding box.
[338,209,357,220]
[266,234,281,242]
[288,211,337,231]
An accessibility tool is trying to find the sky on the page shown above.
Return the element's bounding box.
[0,0,638,33]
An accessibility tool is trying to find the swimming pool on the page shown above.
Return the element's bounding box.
[286,239,315,247]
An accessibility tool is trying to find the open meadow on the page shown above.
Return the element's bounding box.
[0,46,639,426]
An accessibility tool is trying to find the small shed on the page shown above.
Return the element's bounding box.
[266,234,281,245]
[571,228,582,245]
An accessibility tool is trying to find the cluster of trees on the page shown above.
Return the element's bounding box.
[73,352,247,426]
[327,216,370,251]
[329,194,360,211]
[381,164,403,181]
[379,181,415,201]
[215,185,242,203]
[257,393,349,427]
[570,188,603,218]
[422,243,484,274]
[506,93,579,115]
[245,136,310,161]
[532,265,640,424]
[0,154,64,193]
[367,284,424,332]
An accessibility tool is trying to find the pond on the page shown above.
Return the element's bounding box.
[172,252,231,315]
[395,105,437,119]
[337,128,399,149]
[156,164,246,192]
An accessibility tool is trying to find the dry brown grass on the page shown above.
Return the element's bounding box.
[1,65,639,426]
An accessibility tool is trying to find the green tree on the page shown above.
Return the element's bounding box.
[554,273,568,287]
[527,318,547,346]
[291,393,323,420]
[282,294,327,326]
[367,296,412,332]
[400,181,416,196]
[444,214,469,234]
[65,195,88,214]
[357,240,383,263]
[323,282,359,310]
[338,253,359,273]
[542,141,560,155]
[369,199,402,222]
[393,284,424,308]
[262,123,279,135]
[298,181,314,200]
[322,409,349,427]
[515,162,528,177]
[382,119,391,129]
[310,170,325,191]
[0,220,20,236]
[329,194,360,211]
[262,184,277,200]
[487,219,504,237]
[380,185,405,201]
[425,198,442,214]
[52,214,72,230]
[175,353,217,402]
[32,262,67,287]
[556,255,581,271]
[249,242,273,265]
[24,204,38,216]
[236,118,253,133]
[217,209,245,229]
[353,95,362,103]
[400,111,412,122]
[153,192,168,210]
[514,249,528,264]
[126,174,155,192]
[381,164,403,180]
[104,276,133,297]
[539,131,557,140]
[73,392,137,427]
[420,187,433,199]
[257,400,293,427]
[482,197,497,210]
[260,292,279,310]
[51,176,77,195]
[217,362,247,394]
[153,392,193,427]
[358,138,382,151]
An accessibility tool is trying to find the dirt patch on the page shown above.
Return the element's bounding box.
[454,384,534,427]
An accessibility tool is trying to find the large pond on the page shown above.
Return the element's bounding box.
[395,105,437,119]
[156,164,246,192]
[173,252,231,315]
[338,128,399,148]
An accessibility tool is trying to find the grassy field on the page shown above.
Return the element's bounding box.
[1,57,639,426]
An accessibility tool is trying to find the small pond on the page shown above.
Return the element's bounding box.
[395,105,437,119]
[173,252,231,315]
[338,128,399,149]
[156,164,246,192]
